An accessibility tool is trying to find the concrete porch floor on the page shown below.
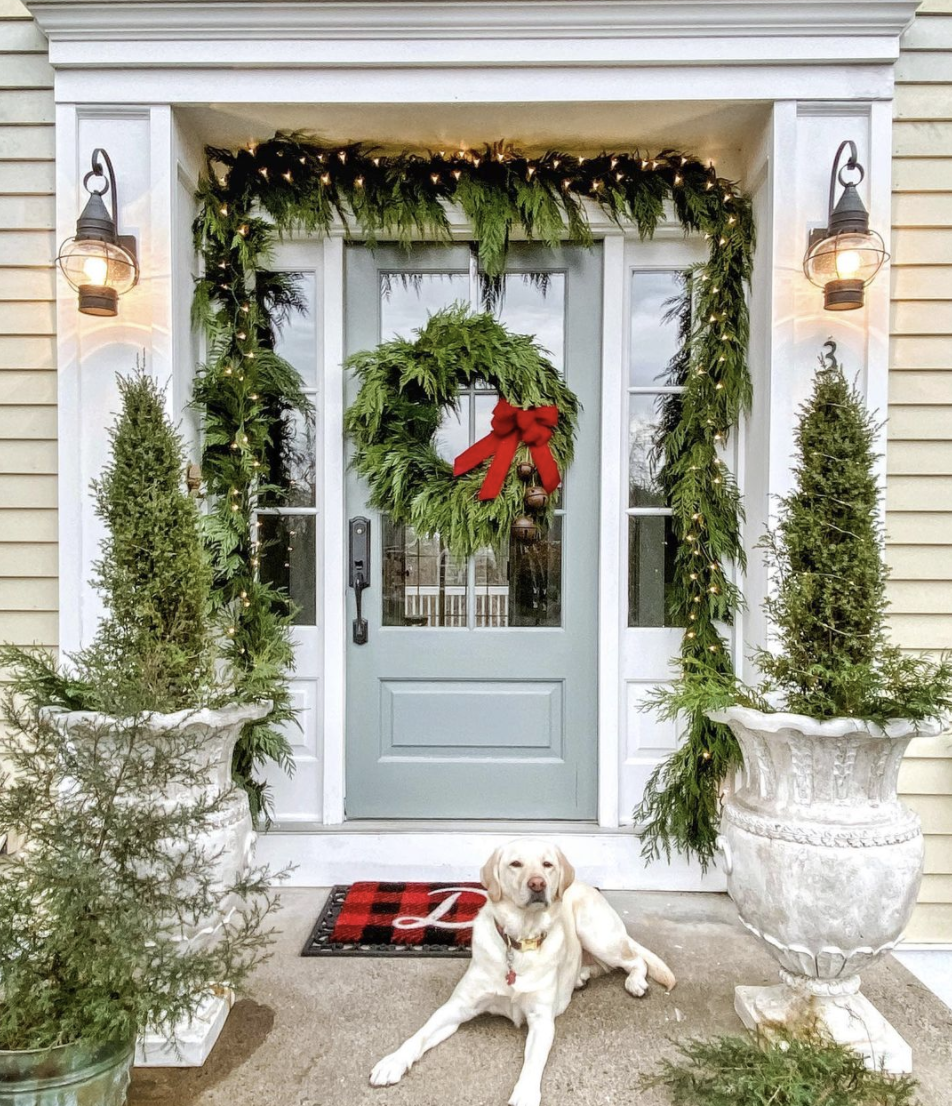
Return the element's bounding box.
[128,888,952,1106]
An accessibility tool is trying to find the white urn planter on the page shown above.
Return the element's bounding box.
[708,704,942,1073]
[48,700,271,1068]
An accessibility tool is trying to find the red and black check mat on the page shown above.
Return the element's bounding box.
[302,882,488,957]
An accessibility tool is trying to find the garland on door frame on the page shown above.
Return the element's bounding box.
[192,131,754,859]
[345,305,579,559]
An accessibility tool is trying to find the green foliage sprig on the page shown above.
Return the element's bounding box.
[87,371,216,710]
[0,371,220,719]
[643,1031,919,1106]
[192,131,754,843]
[0,671,279,1052]
[755,351,952,723]
[344,305,579,558]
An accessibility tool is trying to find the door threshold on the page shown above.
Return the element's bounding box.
[268,819,600,834]
[256,821,725,893]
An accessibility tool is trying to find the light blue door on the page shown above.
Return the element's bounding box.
[344,243,601,819]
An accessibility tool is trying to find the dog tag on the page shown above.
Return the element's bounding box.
[505,946,516,986]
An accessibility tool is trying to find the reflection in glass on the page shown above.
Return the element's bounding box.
[505,517,563,628]
[628,394,665,508]
[273,271,317,389]
[258,514,317,626]
[261,407,316,508]
[380,271,469,341]
[629,270,683,388]
[382,519,467,627]
[628,515,679,628]
[492,272,565,373]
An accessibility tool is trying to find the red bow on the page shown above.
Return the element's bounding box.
[453,398,561,501]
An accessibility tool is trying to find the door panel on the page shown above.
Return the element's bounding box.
[344,243,601,819]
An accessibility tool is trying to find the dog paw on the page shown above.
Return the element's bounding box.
[625,973,649,998]
[508,1083,542,1106]
[370,1051,410,1087]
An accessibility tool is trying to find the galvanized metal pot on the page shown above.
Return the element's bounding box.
[0,1039,133,1106]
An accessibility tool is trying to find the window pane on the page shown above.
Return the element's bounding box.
[382,519,467,628]
[628,515,679,627]
[258,514,317,626]
[493,272,565,373]
[380,272,469,341]
[629,270,684,387]
[473,516,563,629]
[434,395,470,466]
[273,271,317,389]
[261,407,316,508]
[628,393,665,508]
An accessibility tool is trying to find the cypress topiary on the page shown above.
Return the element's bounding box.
[755,347,952,722]
[81,370,215,710]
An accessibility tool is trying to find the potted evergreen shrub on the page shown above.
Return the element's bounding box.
[1,370,272,1062]
[708,350,952,1070]
[0,671,277,1105]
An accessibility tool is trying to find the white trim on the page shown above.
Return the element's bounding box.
[596,235,626,829]
[256,825,727,891]
[321,236,347,826]
[28,1,918,56]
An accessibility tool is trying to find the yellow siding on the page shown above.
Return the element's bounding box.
[890,0,952,944]
[0,0,56,652]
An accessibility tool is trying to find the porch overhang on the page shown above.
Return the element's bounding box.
[29,1,919,81]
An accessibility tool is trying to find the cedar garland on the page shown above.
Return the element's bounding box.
[192,132,754,857]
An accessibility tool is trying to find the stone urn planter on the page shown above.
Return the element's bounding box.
[0,1039,133,1106]
[708,704,942,1073]
[47,700,271,1067]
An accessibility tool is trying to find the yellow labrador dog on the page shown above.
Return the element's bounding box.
[370,838,675,1106]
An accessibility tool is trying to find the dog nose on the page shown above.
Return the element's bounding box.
[527,876,546,893]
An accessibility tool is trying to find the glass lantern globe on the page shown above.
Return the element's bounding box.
[802,140,888,312]
[57,237,138,316]
[803,227,888,311]
[56,149,139,317]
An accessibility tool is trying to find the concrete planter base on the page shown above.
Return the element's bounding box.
[735,981,912,1073]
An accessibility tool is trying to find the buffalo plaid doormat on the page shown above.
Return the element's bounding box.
[302,881,488,957]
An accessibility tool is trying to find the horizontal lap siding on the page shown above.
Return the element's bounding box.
[891,1,952,944]
[0,0,56,652]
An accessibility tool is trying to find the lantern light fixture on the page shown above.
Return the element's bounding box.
[803,140,888,312]
[57,148,139,317]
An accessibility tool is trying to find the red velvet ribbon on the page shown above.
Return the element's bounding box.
[453,398,561,501]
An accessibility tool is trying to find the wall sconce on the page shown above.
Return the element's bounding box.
[57,148,139,317]
[803,140,888,311]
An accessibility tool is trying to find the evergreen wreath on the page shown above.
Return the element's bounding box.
[192,131,755,855]
[344,305,579,558]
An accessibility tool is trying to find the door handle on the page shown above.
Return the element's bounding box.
[349,516,371,645]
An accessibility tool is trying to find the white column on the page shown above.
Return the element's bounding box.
[741,99,891,677]
[55,106,175,654]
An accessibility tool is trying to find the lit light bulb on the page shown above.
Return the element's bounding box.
[82,255,109,286]
[835,249,862,277]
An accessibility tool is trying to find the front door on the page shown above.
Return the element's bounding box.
[344,243,602,819]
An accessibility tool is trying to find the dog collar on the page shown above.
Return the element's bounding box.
[495,921,548,953]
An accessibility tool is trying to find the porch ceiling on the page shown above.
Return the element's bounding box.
[178,100,771,172]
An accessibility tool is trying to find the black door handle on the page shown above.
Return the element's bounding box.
[352,569,369,645]
[349,517,371,645]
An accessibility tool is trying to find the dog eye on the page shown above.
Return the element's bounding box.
[542,861,554,869]
[509,861,523,868]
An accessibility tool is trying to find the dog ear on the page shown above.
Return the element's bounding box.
[480,847,503,902]
[556,848,576,899]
